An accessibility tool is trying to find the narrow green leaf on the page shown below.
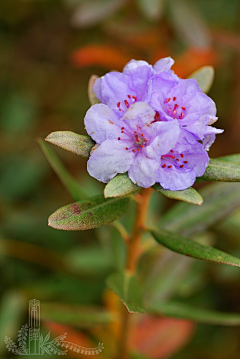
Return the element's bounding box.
[151,227,240,267]
[88,75,100,105]
[137,0,167,20]
[106,271,145,313]
[104,173,140,198]
[150,301,240,325]
[0,291,26,354]
[48,195,130,231]
[168,0,210,48]
[188,66,214,93]
[138,247,194,304]
[159,182,240,236]
[38,138,86,201]
[41,302,114,327]
[218,153,240,163]
[45,131,94,158]
[153,183,203,205]
[199,158,240,182]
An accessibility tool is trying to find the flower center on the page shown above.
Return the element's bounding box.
[117,95,137,112]
[161,150,188,169]
[117,126,148,153]
[163,97,186,120]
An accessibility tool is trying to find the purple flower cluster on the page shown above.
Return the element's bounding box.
[84,57,223,191]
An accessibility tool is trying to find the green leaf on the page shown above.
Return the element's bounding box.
[151,227,240,267]
[218,153,240,163]
[48,195,130,231]
[104,173,140,198]
[38,138,86,201]
[188,66,214,93]
[152,183,203,205]
[0,291,26,354]
[199,158,240,182]
[106,271,145,313]
[150,301,240,325]
[88,75,100,105]
[71,0,125,28]
[45,131,95,158]
[158,182,240,236]
[168,0,210,48]
[137,0,167,20]
[138,246,194,304]
[40,302,114,327]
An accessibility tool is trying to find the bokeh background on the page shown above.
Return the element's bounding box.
[1,0,240,358]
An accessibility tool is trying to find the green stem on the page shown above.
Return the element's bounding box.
[117,187,153,359]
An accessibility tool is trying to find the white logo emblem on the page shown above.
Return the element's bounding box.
[4,299,104,356]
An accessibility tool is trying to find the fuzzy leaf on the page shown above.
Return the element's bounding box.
[104,173,140,198]
[38,138,86,201]
[152,184,203,205]
[188,66,214,93]
[150,301,240,325]
[48,195,130,231]
[218,153,240,163]
[159,182,240,236]
[199,159,240,182]
[45,131,94,158]
[106,271,145,313]
[151,227,240,267]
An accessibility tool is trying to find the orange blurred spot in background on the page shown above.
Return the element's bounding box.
[128,314,195,359]
[171,48,218,78]
[71,45,132,71]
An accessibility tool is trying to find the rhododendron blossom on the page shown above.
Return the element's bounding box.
[84,57,223,191]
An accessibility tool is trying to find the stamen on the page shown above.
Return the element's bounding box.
[141,134,144,137]
[180,165,184,168]
[168,165,172,168]
[124,100,130,108]
[179,113,184,119]
[180,154,184,158]
[118,137,121,140]
[184,161,188,164]
[117,102,120,108]
[164,97,171,103]
[173,97,177,101]
[135,135,139,142]
[132,149,135,153]
[176,158,180,161]
[132,96,137,101]
[140,145,144,148]
[127,95,131,99]
[162,164,166,168]
[121,127,125,130]
[121,131,124,133]
[144,139,147,142]
[181,106,186,110]
[125,147,128,150]
[174,104,179,109]
[137,148,140,151]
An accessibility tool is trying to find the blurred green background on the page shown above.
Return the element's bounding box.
[1,0,240,358]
